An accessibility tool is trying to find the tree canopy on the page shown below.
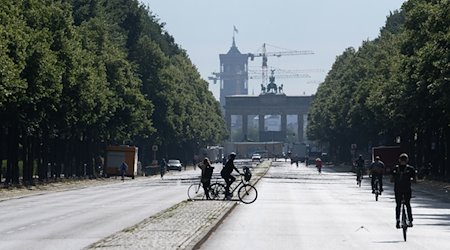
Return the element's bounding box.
[0,0,227,184]
[307,0,450,178]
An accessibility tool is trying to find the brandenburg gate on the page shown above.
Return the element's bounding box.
[224,93,313,143]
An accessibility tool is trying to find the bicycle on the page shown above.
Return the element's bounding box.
[356,169,363,187]
[187,178,225,201]
[399,195,410,241]
[373,177,380,201]
[400,198,408,241]
[218,174,258,204]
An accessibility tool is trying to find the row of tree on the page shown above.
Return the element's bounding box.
[0,0,227,185]
[307,0,449,178]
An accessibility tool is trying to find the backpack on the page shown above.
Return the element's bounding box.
[243,166,252,182]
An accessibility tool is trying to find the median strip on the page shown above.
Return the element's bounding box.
[88,161,271,250]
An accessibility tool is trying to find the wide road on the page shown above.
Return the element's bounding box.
[201,160,450,250]
[0,167,206,250]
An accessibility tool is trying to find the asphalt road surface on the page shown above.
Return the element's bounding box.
[200,160,450,250]
[0,169,203,250]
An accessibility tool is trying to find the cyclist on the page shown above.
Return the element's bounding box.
[315,158,322,173]
[198,157,214,200]
[369,156,385,194]
[355,155,365,184]
[391,153,416,228]
[221,152,240,199]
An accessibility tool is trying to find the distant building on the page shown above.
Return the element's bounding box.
[225,94,313,143]
[215,38,313,145]
[218,38,249,111]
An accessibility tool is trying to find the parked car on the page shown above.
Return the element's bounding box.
[251,153,261,162]
[166,159,182,171]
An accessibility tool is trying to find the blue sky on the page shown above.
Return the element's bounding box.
[141,0,407,100]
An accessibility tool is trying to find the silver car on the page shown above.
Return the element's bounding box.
[251,153,261,162]
[166,159,182,171]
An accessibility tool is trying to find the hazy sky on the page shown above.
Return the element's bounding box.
[142,0,407,100]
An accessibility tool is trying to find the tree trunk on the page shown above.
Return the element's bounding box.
[0,128,4,183]
[54,138,63,179]
[38,136,48,182]
[6,125,20,185]
[22,133,29,185]
[437,129,446,178]
[446,127,450,179]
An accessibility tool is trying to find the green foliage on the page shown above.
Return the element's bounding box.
[308,0,450,170]
[1,0,227,181]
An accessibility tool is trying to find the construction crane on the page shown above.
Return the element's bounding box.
[208,72,221,85]
[247,43,314,86]
[248,70,311,80]
[248,67,324,79]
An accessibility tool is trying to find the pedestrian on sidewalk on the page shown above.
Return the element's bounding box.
[119,161,128,181]
[160,159,167,179]
[198,157,214,200]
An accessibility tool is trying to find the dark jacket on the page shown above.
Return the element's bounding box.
[355,158,364,168]
[370,160,385,174]
[221,159,239,176]
[199,164,214,182]
[391,164,416,193]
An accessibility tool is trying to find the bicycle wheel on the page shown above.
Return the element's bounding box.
[210,183,226,200]
[238,184,258,204]
[188,183,204,201]
[374,180,379,201]
[402,204,407,241]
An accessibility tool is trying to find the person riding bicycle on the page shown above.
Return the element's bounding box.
[221,152,240,199]
[198,157,214,200]
[355,155,365,184]
[315,158,322,173]
[391,153,416,228]
[369,156,385,194]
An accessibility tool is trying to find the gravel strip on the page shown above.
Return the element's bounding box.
[87,161,271,250]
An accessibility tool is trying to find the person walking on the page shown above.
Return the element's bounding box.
[160,159,167,179]
[119,161,128,181]
[221,152,240,199]
[391,153,416,228]
[198,157,214,200]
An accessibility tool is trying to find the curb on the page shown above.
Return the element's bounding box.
[188,201,238,250]
[86,161,272,250]
[189,160,271,249]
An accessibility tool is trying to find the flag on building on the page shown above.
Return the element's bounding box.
[233,25,239,34]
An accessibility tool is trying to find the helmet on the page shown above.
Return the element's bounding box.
[375,156,380,160]
[399,153,409,160]
[229,152,236,157]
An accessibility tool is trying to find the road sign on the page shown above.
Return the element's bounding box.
[152,145,158,151]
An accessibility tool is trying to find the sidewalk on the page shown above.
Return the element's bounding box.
[87,161,271,250]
